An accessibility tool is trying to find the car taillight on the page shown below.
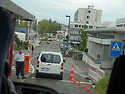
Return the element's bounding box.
[37,61,39,67]
[61,63,64,70]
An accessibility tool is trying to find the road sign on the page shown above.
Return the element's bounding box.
[96,59,101,64]
[97,54,100,59]
[110,41,122,57]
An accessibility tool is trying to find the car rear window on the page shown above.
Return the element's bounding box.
[41,54,61,64]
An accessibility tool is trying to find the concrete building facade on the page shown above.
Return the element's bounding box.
[74,5,102,25]
[69,28,81,47]
[84,27,125,69]
[99,21,116,28]
[116,17,125,27]
[69,5,102,47]
[15,27,29,41]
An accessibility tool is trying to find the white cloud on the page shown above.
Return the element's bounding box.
[11,0,125,24]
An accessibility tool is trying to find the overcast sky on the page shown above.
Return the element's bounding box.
[11,0,125,24]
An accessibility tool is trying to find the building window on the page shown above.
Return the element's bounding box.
[86,21,89,24]
[75,25,78,27]
[88,10,91,13]
[79,25,81,28]
[87,16,90,19]
[82,25,83,28]
[98,34,115,39]
[89,26,93,29]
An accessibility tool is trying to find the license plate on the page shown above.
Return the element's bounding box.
[41,68,49,72]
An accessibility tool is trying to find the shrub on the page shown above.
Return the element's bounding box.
[94,77,110,94]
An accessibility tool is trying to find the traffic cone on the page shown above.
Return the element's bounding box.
[82,83,86,90]
[69,73,72,80]
[77,80,81,87]
[73,78,76,84]
[70,65,74,74]
[70,73,74,82]
[86,85,90,93]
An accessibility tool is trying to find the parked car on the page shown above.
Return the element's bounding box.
[36,51,65,80]
[46,41,50,44]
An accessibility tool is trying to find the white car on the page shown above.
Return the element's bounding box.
[36,51,65,80]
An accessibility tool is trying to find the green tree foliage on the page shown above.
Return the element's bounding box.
[14,33,21,48]
[15,20,27,27]
[32,19,37,31]
[14,33,28,50]
[38,19,62,35]
[79,25,88,51]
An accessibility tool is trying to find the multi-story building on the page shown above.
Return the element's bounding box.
[116,17,125,27]
[69,5,102,47]
[74,5,102,25]
[70,22,99,29]
[69,28,81,47]
[82,27,125,69]
[99,21,116,28]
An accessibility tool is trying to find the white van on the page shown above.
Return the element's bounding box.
[36,51,65,80]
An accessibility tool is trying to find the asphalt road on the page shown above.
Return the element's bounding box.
[10,41,94,94]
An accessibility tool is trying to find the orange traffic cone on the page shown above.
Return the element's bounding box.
[83,83,86,90]
[70,73,74,82]
[73,78,76,84]
[70,65,74,74]
[77,80,81,87]
[69,73,72,80]
[86,85,90,93]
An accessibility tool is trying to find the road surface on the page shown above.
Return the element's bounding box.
[10,41,94,94]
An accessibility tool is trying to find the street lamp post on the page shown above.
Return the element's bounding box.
[66,15,70,43]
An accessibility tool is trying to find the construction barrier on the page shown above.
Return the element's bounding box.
[88,64,105,82]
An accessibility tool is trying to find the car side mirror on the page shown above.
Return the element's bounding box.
[63,60,65,63]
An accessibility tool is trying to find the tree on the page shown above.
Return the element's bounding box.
[79,25,88,52]
[32,19,37,31]
[14,33,28,50]
[14,33,21,48]
[38,19,62,35]
[15,20,27,27]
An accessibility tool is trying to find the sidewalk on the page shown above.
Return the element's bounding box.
[9,66,30,82]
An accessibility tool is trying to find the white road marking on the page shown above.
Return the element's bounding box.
[61,80,92,84]
[64,67,88,78]
[30,55,38,74]
[30,55,38,60]
[21,73,31,82]
[30,77,92,84]
[30,62,34,74]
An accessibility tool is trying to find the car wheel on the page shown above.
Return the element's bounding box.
[58,75,63,80]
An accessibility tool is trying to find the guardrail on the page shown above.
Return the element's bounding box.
[88,64,105,83]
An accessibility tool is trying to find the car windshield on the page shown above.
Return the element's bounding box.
[1,0,125,94]
[41,54,61,64]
